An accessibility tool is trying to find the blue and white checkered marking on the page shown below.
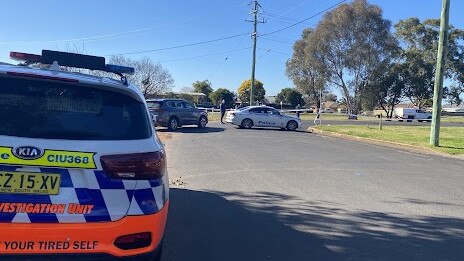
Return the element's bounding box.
[0,165,168,223]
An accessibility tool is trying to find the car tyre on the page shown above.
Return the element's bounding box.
[168,117,179,131]
[241,118,253,129]
[198,116,207,128]
[286,120,298,131]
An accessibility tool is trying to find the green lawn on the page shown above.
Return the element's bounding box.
[208,112,222,122]
[316,125,464,155]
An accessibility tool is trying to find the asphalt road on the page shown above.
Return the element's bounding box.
[160,123,464,261]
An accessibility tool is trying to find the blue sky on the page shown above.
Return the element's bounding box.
[0,0,463,96]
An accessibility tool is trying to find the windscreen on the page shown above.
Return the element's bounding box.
[0,77,151,140]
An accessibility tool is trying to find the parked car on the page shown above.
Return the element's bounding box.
[147,98,208,130]
[226,106,303,131]
[321,108,335,113]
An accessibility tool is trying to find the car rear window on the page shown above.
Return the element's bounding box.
[0,77,151,140]
[147,101,162,110]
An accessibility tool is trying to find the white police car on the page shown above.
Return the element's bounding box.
[0,50,168,260]
[226,106,303,131]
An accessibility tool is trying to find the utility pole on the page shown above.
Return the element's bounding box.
[430,0,451,146]
[247,1,264,105]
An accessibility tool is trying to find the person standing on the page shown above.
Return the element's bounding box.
[295,104,301,118]
[220,99,226,124]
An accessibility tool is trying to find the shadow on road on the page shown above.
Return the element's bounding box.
[163,188,338,261]
[157,126,225,134]
[233,126,310,135]
[164,189,464,261]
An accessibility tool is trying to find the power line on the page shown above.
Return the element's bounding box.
[0,18,200,46]
[206,33,251,80]
[261,0,347,36]
[262,12,315,28]
[106,33,249,56]
[158,47,251,63]
[261,37,294,44]
[265,0,311,23]
[258,47,291,56]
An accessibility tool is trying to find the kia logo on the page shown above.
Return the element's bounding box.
[12,146,44,160]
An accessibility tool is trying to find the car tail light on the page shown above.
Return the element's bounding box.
[114,232,152,250]
[100,151,166,180]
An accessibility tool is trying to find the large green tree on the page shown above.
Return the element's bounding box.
[444,86,463,106]
[286,28,326,109]
[237,79,265,104]
[209,88,235,108]
[394,18,464,108]
[365,63,406,117]
[296,0,398,114]
[192,80,213,102]
[276,88,305,108]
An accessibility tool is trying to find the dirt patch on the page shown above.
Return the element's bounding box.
[156,131,173,143]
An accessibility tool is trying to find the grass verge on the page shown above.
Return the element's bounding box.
[208,111,464,123]
[315,125,464,155]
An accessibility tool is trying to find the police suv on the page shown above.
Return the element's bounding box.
[0,50,168,260]
[226,106,303,131]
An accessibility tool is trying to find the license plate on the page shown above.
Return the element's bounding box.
[0,172,61,195]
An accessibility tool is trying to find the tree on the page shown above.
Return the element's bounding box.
[193,80,213,101]
[286,28,325,109]
[303,0,399,114]
[178,94,195,103]
[209,88,235,108]
[109,56,174,98]
[180,87,194,93]
[323,93,337,102]
[237,79,265,104]
[394,18,464,108]
[276,88,305,108]
[444,86,464,106]
[365,63,405,117]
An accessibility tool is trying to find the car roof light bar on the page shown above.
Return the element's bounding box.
[8,50,135,82]
[105,64,135,75]
[10,52,42,63]
[42,50,106,71]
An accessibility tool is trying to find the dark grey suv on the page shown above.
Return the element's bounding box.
[147,99,208,130]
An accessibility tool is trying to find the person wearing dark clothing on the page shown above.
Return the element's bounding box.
[295,104,301,118]
[220,99,226,124]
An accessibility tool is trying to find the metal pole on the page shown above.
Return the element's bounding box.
[320,88,323,125]
[250,0,258,105]
[430,0,451,146]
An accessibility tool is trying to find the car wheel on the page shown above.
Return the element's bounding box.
[198,116,207,128]
[241,118,253,129]
[168,117,178,131]
[286,120,298,131]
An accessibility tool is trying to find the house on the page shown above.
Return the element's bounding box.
[442,104,464,113]
[309,101,347,113]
